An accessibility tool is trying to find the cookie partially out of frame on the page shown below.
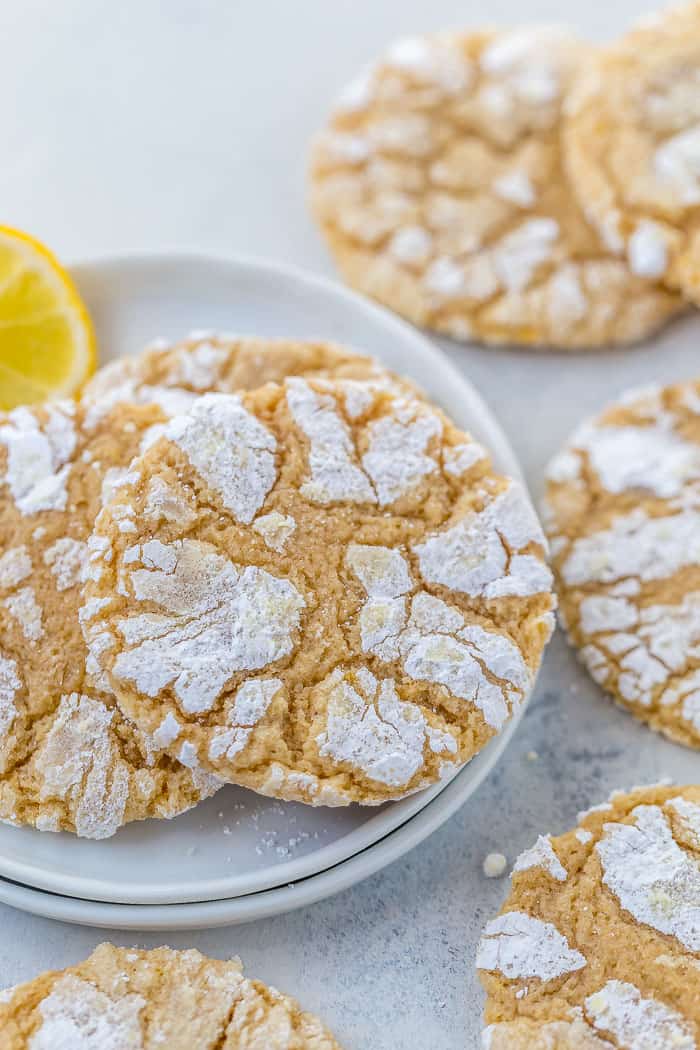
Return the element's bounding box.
[478,783,700,1048]
[0,399,220,838]
[543,380,700,749]
[309,28,680,349]
[564,1,700,304]
[0,943,341,1049]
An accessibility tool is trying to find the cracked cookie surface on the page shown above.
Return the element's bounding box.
[543,380,700,749]
[0,942,341,1049]
[563,2,700,304]
[309,28,680,349]
[82,334,411,415]
[84,379,554,805]
[0,399,220,838]
[478,783,700,1049]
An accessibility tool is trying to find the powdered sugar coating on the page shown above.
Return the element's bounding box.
[0,654,21,748]
[29,973,145,1050]
[0,547,32,590]
[85,378,552,803]
[552,418,700,498]
[414,483,552,599]
[585,980,695,1049]
[208,678,283,762]
[111,539,305,714]
[4,587,43,642]
[476,911,586,981]
[348,546,533,731]
[0,402,76,515]
[310,28,679,348]
[543,379,700,748]
[316,667,456,786]
[512,834,567,881]
[362,401,442,505]
[286,378,375,504]
[36,694,130,840]
[597,803,700,952]
[43,538,89,591]
[166,394,277,524]
[669,795,700,850]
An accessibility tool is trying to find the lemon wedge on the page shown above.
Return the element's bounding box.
[0,226,96,409]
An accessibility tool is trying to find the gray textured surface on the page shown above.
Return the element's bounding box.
[0,2,698,1047]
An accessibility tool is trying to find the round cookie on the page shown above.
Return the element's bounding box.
[477,783,700,1049]
[308,28,680,349]
[82,379,555,805]
[0,399,220,838]
[563,2,700,303]
[0,942,341,1049]
[542,380,700,749]
[82,333,411,414]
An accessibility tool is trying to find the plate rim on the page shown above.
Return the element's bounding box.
[0,251,533,907]
[0,704,523,930]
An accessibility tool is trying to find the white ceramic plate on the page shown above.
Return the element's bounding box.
[0,723,518,929]
[0,254,529,910]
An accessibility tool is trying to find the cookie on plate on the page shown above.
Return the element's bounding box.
[82,334,411,415]
[0,942,341,1048]
[564,2,700,302]
[309,28,680,349]
[0,399,220,838]
[477,783,700,1048]
[82,380,555,805]
[543,380,700,749]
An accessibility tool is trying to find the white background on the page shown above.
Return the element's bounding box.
[0,2,698,1047]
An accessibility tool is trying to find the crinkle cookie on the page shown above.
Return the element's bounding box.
[564,2,700,303]
[0,943,341,1049]
[83,380,554,805]
[0,399,219,838]
[82,334,411,416]
[543,380,700,749]
[308,28,680,349]
[478,783,700,1049]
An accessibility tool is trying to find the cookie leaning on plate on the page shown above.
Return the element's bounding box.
[309,28,680,349]
[563,1,700,303]
[0,399,220,838]
[0,943,341,1048]
[477,783,700,1048]
[82,379,555,805]
[81,334,413,414]
[543,380,700,749]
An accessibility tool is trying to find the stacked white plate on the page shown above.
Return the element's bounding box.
[0,255,531,930]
